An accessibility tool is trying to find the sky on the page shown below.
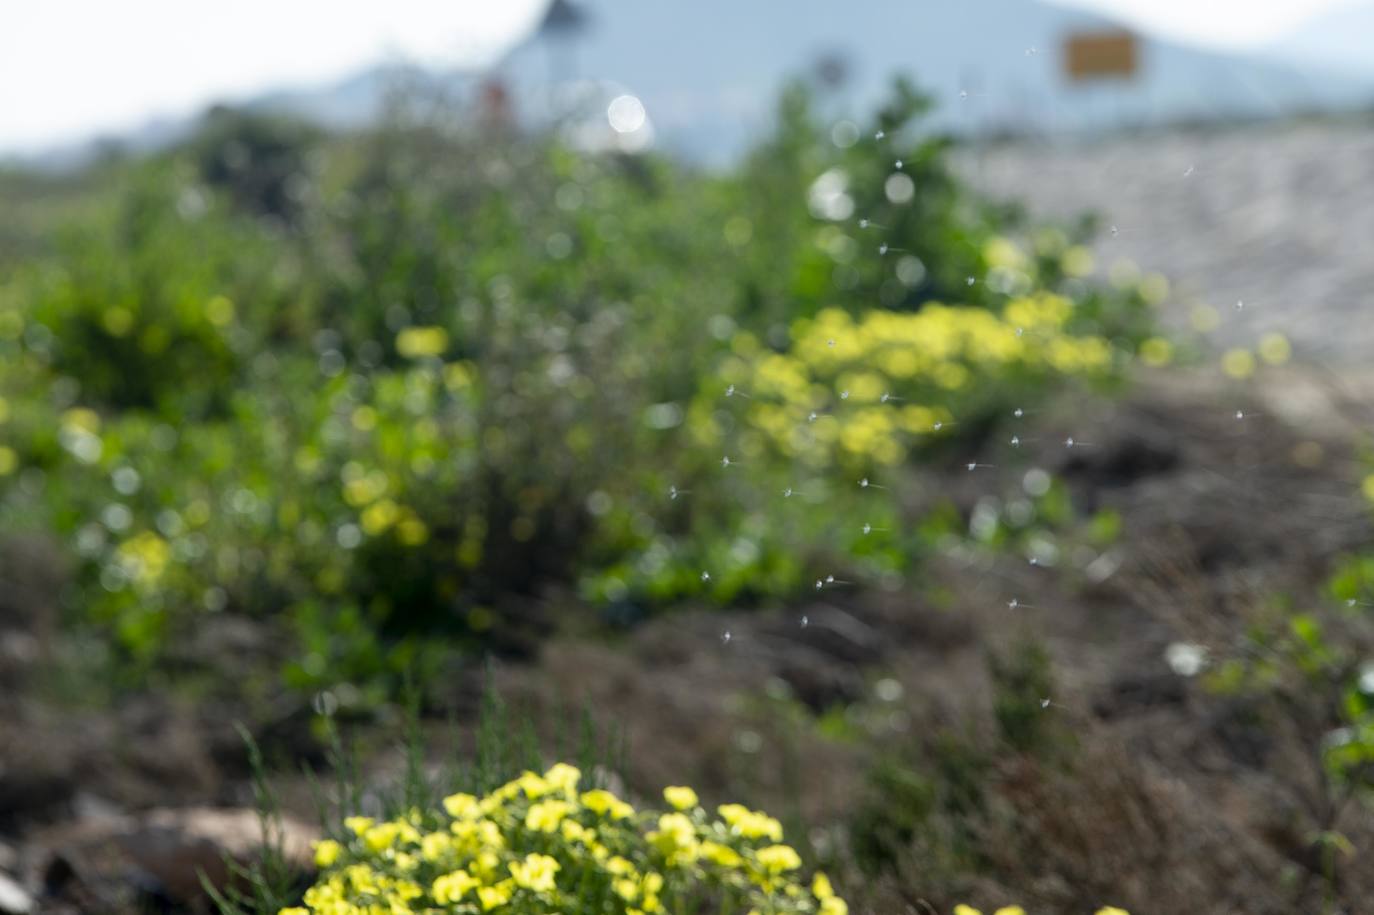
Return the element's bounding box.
[0,0,1353,154]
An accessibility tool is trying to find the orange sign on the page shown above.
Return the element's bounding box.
[1063,30,1139,81]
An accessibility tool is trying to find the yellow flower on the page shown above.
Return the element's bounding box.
[755,844,802,873]
[509,853,560,893]
[544,762,581,793]
[663,786,699,810]
[471,850,503,881]
[1095,909,1131,915]
[313,838,342,868]
[344,816,375,836]
[278,909,308,915]
[395,326,449,359]
[344,864,379,895]
[811,872,834,899]
[442,792,480,819]
[718,803,748,823]
[1222,347,1255,379]
[719,806,782,841]
[820,897,848,915]
[650,812,701,864]
[654,812,695,845]
[995,908,1026,915]
[514,770,551,798]
[477,881,514,910]
[604,855,636,876]
[420,832,453,862]
[582,789,634,820]
[1259,332,1291,365]
[953,907,982,915]
[701,840,742,868]
[525,799,571,832]
[363,822,400,853]
[431,868,480,901]
[1138,336,1173,367]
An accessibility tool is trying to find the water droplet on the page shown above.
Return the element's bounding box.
[1065,437,1075,448]
[1184,165,1194,177]
[879,243,889,256]
[783,487,793,498]
[815,579,824,590]
[721,630,732,644]
[894,159,903,170]
[959,90,968,100]
[827,338,836,347]
[840,390,850,400]
[721,455,732,467]
[862,523,872,534]
[967,462,977,472]
[1235,410,1245,420]
[966,276,976,286]
[859,477,870,488]
[726,384,736,397]
[1008,598,1019,609]
[1110,225,1119,237]
[808,412,818,423]
[1013,408,1024,418]
[933,421,944,431]
[1040,698,1051,709]
[1235,299,1244,311]
[800,615,809,628]
[1010,435,1021,447]
[875,130,886,140]
[825,574,835,584]
[859,218,870,228]
[701,570,711,581]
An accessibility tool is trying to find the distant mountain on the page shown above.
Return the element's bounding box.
[11,0,1373,170]
[492,0,1374,163]
[1269,2,1374,78]
[9,64,478,171]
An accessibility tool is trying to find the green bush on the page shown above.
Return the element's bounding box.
[0,78,1162,692]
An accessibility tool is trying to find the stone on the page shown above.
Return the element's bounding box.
[0,873,33,915]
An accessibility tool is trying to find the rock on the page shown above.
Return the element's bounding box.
[0,873,33,915]
[38,806,318,913]
[0,729,78,831]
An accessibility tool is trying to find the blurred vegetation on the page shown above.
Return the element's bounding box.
[0,78,1164,698]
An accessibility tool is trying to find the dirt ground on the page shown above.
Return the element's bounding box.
[4,365,1374,914]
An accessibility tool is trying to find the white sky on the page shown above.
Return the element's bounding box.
[0,0,1351,154]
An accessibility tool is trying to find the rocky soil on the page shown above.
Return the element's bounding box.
[956,118,1374,363]
[5,364,1374,912]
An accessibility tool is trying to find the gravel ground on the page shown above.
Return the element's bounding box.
[955,119,1374,364]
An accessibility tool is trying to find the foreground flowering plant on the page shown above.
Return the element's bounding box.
[281,763,848,915]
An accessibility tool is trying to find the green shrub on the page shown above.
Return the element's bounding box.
[0,77,1163,691]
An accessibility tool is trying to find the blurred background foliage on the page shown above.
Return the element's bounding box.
[0,77,1162,697]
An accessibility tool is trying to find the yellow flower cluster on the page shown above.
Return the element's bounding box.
[282,765,845,915]
[714,301,1115,467]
